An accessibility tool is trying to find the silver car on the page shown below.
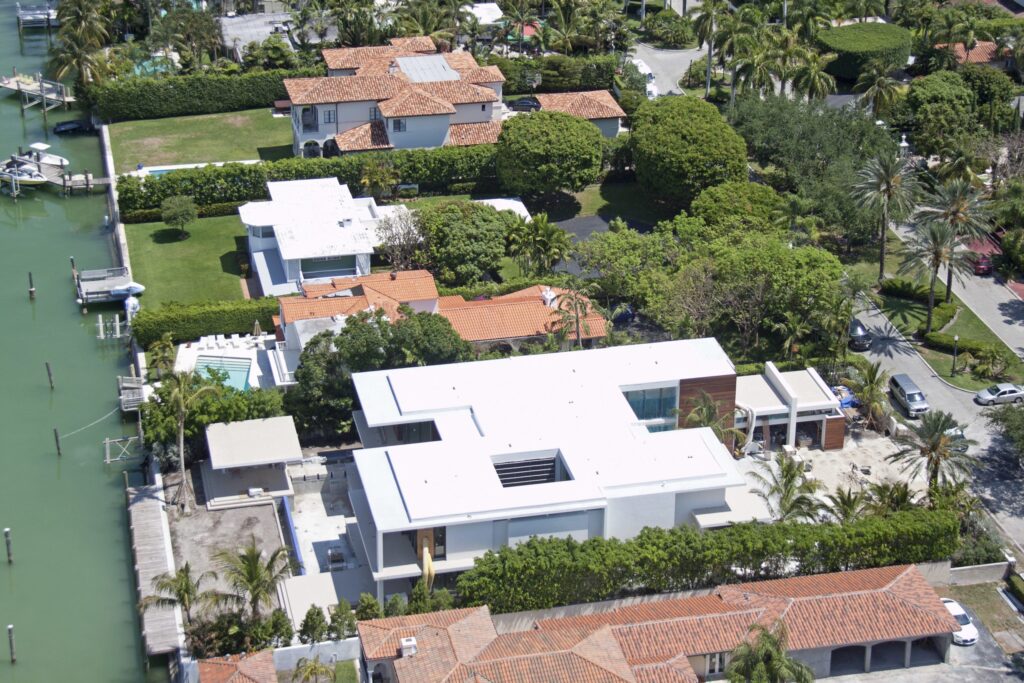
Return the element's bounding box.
[974,383,1024,406]
[889,374,929,418]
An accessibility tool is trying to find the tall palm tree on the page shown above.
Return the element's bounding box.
[866,480,919,515]
[549,0,583,54]
[842,361,889,432]
[825,486,867,524]
[748,453,823,522]
[734,47,777,98]
[772,311,812,360]
[791,50,836,100]
[915,180,991,303]
[691,0,731,98]
[505,0,538,53]
[843,0,883,22]
[214,535,292,622]
[714,12,756,109]
[52,29,105,85]
[57,0,109,48]
[854,60,899,118]
[682,390,746,446]
[292,655,334,683]
[851,155,921,281]
[163,371,221,513]
[897,221,968,334]
[888,411,977,500]
[507,214,574,275]
[726,621,815,683]
[556,282,600,349]
[767,27,805,96]
[148,332,177,379]
[139,562,221,625]
[947,14,991,63]
[790,0,831,43]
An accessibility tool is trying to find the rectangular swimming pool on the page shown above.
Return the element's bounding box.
[195,355,252,391]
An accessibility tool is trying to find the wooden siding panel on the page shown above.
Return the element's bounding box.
[678,374,737,443]
[823,415,846,451]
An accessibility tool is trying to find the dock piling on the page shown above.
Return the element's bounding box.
[45,361,53,390]
[4,528,11,563]
[28,271,34,299]
[53,427,62,457]
[7,625,14,664]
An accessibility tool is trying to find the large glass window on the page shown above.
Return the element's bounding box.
[300,106,318,133]
[300,255,357,278]
[624,387,677,421]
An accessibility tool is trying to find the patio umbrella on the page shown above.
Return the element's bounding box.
[252,319,263,337]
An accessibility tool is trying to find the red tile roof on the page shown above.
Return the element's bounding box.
[389,35,437,52]
[280,270,439,324]
[934,40,1007,64]
[536,90,626,120]
[417,80,498,105]
[285,75,407,105]
[198,651,277,683]
[334,120,393,152]
[300,270,439,301]
[378,87,456,117]
[322,45,412,71]
[446,121,503,146]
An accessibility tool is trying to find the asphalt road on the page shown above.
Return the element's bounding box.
[633,42,705,96]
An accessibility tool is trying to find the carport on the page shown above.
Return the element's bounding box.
[828,637,946,675]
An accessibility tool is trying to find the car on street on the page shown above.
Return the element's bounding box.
[974,383,1024,405]
[889,373,929,418]
[630,57,654,82]
[942,598,979,646]
[53,119,95,135]
[971,253,993,276]
[848,318,872,351]
[508,97,541,112]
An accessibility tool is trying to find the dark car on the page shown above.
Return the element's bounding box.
[971,253,993,276]
[53,119,95,135]
[508,97,541,112]
[848,318,872,351]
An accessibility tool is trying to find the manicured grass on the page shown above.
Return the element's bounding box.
[917,347,998,392]
[498,256,523,281]
[398,193,473,210]
[126,215,247,307]
[945,583,1024,649]
[877,293,927,337]
[946,301,1001,341]
[843,230,907,282]
[335,660,358,683]
[109,108,293,173]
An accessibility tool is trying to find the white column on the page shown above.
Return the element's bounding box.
[864,645,872,673]
[904,640,912,668]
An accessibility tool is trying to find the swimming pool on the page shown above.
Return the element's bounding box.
[195,355,252,391]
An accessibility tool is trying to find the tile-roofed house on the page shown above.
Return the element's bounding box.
[334,120,394,152]
[446,121,503,146]
[377,87,457,117]
[934,40,1009,67]
[535,90,625,137]
[284,74,407,105]
[389,35,438,52]
[197,651,277,683]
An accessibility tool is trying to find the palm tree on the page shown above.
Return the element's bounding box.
[139,563,221,625]
[854,60,899,118]
[887,411,977,499]
[164,371,220,513]
[504,0,538,54]
[292,655,334,683]
[851,155,921,281]
[51,29,105,85]
[825,486,867,524]
[714,12,756,109]
[772,311,812,360]
[947,14,991,63]
[734,47,777,98]
[791,50,836,100]
[866,480,919,515]
[507,214,574,275]
[398,0,455,46]
[897,222,968,334]
[937,144,983,186]
[842,361,889,432]
[790,0,831,43]
[148,332,177,379]
[556,282,600,349]
[767,27,805,96]
[915,180,991,303]
[57,0,109,48]
[549,0,583,54]
[691,0,731,98]
[843,0,883,22]
[681,390,746,446]
[748,452,823,522]
[214,535,292,622]
[726,621,815,683]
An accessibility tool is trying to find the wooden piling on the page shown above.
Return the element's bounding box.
[28,271,34,299]
[53,427,62,457]
[45,361,53,390]
[3,528,11,563]
[7,625,14,664]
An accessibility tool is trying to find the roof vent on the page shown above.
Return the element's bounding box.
[390,270,398,280]
[400,636,418,657]
[541,287,557,308]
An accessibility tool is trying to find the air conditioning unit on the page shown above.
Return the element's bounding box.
[400,636,417,658]
[247,487,265,497]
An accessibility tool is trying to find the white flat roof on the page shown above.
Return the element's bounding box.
[473,197,531,221]
[470,2,503,24]
[206,416,303,469]
[735,375,786,414]
[780,369,839,408]
[352,340,745,531]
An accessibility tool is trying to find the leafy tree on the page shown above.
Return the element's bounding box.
[431,587,454,611]
[161,195,198,240]
[960,63,1015,107]
[392,310,472,366]
[690,181,785,233]
[355,593,384,620]
[329,599,357,640]
[267,608,294,647]
[897,222,969,334]
[417,201,512,285]
[726,621,814,683]
[284,331,356,441]
[631,96,747,210]
[407,580,433,615]
[140,562,221,625]
[495,111,603,196]
[376,211,422,271]
[573,226,681,307]
[916,180,991,303]
[888,411,977,500]
[842,361,889,431]
[291,655,334,683]
[384,593,407,617]
[914,101,980,158]
[748,452,823,522]
[214,535,292,621]
[851,155,920,281]
[986,403,1024,469]
[298,605,329,644]
[147,332,176,379]
[507,213,574,275]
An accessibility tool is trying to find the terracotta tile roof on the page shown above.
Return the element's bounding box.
[612,611,767,664]
[447,121,503,146]
[278,294,372,325]
[358,607,496,660]
[934,40,1006,64]
[198,651,277,683]
[285,75,406,105]
[300,270,439,301]
[537,594,746,631]
[322,45,412,71]
[535,90,626,120]
[335,121,393,152]
[417,80,498,105]
[460,65,506,84]
[442,51,481,71]
[631,662,699,683]
[389,35,437,52]
[438,285,607,343]
[378,87,457,117]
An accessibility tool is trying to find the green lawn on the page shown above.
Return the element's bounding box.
[109,108,293,173]
[843,230,907,282]
[334,661,357,683]
[945,583,1024,649]
[126,215,247,307]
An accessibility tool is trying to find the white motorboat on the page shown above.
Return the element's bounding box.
[28,142,70,168]
[1,162,47,186]
[110,282,146,297]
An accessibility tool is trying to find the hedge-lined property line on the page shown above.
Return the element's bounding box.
[817,23,913,80]
[131,298,281,347]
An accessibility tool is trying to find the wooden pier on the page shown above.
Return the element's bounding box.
[0,73,73,109]
[74,264,133,304]
[2,153,110,197]
[14,3,58,33]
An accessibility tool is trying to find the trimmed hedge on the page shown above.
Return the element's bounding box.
[89,68,324,121]
[879,277,948,304]
[486,54,616,95]
[919,303,958,336]
[122,200,246,224]
[455,509,960,613]
[132,298,281,348]
[1009,573,1024,605]
[437,274,575,299]
[923,332,1000,357]
[117,145,498,212]
[817,23,913,80]
[734,357,830,376]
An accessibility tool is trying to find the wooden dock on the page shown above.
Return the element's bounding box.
[126,482,182,656]
[5,154,108,192]
[0,74,73,107]
[14,3,58,33]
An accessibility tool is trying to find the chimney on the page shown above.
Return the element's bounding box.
[390,271,398,280]
[541,287,557,308]
[400,636,418,658]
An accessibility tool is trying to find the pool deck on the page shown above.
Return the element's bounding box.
[174,333,277,389]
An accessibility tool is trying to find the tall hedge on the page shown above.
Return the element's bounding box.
[817,23,913,80]
[486,54,616,95]
[89,67,324,121]
[455,509,959,613]
[496,111,603,195]
[132,298,281,347]
[117,144,498,212]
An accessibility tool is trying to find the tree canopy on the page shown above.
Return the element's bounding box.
[495,111,604,196]
[416,200,516,285]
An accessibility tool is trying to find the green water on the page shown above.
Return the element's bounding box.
[0,5,161,681]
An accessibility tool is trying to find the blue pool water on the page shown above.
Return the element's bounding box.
[195,355,252,391]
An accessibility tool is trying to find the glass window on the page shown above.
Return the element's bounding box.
[323,109,335,124]
[392,118,406,132]
[623,387,677,421]
[300,255,357,278]
[369,107,381,120]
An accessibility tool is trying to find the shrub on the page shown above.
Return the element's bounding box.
[486,54,616,95]
[122,201,246,224]
[817,23,913,80]
[907,71,973,114]
[496,111,603,196]
[1009,573,1024,605]
[878,277,948,303]
[88,67,324,121]
[690,180,784,229]
[116,144,498,212]
[641,8,695,48]
[918,303,958,336]
[131,298,280,347]
[436,274,575,299]
[922,332,1000,357]
[631,97,747,210]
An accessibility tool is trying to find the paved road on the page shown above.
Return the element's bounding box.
[634,43,705,95]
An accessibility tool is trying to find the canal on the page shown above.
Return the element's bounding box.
[0,2,164,681]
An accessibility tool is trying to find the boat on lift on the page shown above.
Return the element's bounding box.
[27,142,70,168]
[0,160,48,186]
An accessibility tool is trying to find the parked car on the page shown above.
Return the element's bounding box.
[508,97,541,112]
[645,82,660,100]
[848,318,872,351]
[889,373,930,418]
[974,383,1024,405]
[630,57,655,82]
[971,253,993,276]
[53,119,95,135]
[942,599,978,646]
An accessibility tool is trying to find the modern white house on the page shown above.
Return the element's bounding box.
[238,177,409,295]
[346,340,772,600]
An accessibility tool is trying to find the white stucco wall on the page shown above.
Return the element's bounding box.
[452,102,493,124]
[407,298,439,314]
[674,489,726,526]
[446,521,496,561]
[247,230,277,253]
[592,117,621,138]
[387,114,450,149]
[605,492,676,539]
[356,253,371,275]
[508,511,590,546]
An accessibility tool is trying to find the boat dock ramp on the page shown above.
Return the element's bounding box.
[73,263,134,305]
[14,3,58,33]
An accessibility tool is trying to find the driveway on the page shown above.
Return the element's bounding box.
[634,42,705,96]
